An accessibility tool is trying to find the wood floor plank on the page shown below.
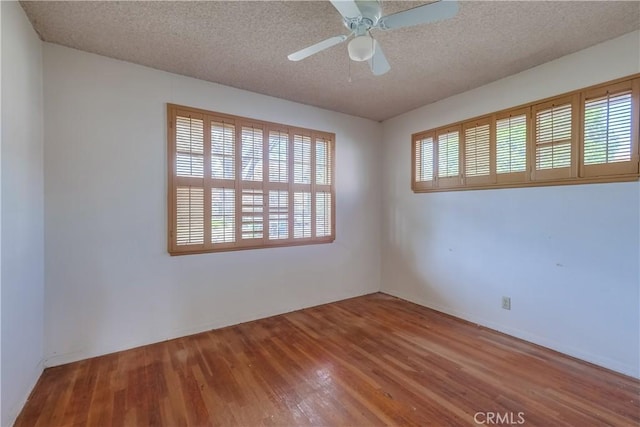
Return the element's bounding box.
[15,293,640,426]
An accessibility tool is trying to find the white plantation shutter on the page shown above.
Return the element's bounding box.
[436,127,461,188]
[169,105,335,254]
[292,133,313,239]
[413,134,434,190]
[583,81,638,177]
[584,92,631,164]
[211,188,235,244]
[268,190,288,240]
[312,136,334,238]
[294,134,312,184]
[176,186,204,246]
[495,110,528,184]
[241,126,263,181]
[294,192,312,238]
[240,124,266,244]
[269,130,288,183]
[437,131,459,177]
[211,121,235,180]
[172,111,206,252]
[313,135,334,239]
[496,115,527,172]
[315,138,331,185]
[176,115,204,178]
[266,129,290,241]
[241,189,264,239]
[464,119,493,185]
[316,192,332,237]
[464,123,490,176]
[536,106,572,169]
[533,96,576,180]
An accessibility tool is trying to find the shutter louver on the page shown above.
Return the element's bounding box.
[533,97,576,180]
[176,115,204,178]
[415,136,434,183]
[464,119,494,185]
[314,135,333,239]
[241,189,264,239]
[584,92,632,164]
[211,188,235,244]
[496,113,527,183]
[583,83,637,177]
[316,138,331,185]
[268,190,288,240]
[293,192,312,238]
[211,121,235,180]
[294,135,312,184]
[535,104,572,170]
[435,128,461,188]
[176,187,204,245]
[437,131,459,178]
[465,124,490,177]
[241,126,263,181]
[316,192,332,238]
[269,131,288,183]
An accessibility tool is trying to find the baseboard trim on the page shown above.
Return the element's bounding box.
[44,289,378,368]
[382,289,639,379]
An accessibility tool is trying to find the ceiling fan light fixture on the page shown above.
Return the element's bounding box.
[347,35,376,62]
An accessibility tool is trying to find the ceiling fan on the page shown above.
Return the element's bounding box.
[287,0,459,76]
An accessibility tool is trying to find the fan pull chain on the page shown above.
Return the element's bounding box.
[369,29,375,71]
[370,29,375,56]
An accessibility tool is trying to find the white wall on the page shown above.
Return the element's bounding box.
[43,43,382,366]
[381,31,640,378]
[1,2,45,425]
[0,1,3,421]
[0,3,3,423]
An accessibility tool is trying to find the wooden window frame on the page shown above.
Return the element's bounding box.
[411,74,640,193]
[168,104,336,255]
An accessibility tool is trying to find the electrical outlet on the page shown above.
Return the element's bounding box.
[502,296,511,310]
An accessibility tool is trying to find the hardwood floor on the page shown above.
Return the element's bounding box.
[15,293,639,426]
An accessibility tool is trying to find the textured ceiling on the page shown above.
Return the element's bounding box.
[21,1,640,121]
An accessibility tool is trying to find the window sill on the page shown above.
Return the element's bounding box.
[169,237,336,256]
[412,173,640,193]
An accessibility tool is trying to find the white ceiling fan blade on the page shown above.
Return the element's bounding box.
[378,0,458,30]
[368,43,390,76]
[330,0,362,20]
[288,35,348,61]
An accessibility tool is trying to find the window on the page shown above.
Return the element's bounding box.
[582,80,639,177]
[463,117,493,185]
[412,74,639,192]
[495,109,528,184]
[436,127,462,188]
[413,133,434,190]
[168,104,335,255]
[532,95,577,180]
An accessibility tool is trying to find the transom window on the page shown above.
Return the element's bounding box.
[412,75,639,192]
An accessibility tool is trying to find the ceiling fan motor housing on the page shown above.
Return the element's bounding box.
[344,0,382,34]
